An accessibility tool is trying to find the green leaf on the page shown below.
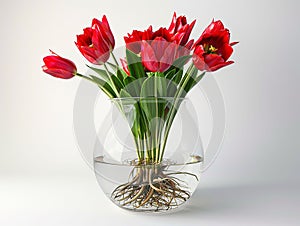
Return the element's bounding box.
[87,64,122,96]
[89,75,106,86]
[140,75,169,98]
[123,76,144,97]
[132,102,149,138]
[157,78,167,97]
[171,55,192,69]
[172,69,183,85]
[106,62,118,72]
[89,75,116,98]
[99,85,115,98]
[183,76,196,94]
[87,65,111,81]
[189,66,198,79]
[165,69,177,80]
[166,78,178,97]
[195,72,205,83]
[126,49,145,79]
[119,89,132,98]
[123,75,135,86]
[140,76,168,120]
[110,74,124,92]
[131,108,141,138]
[116,68,128,83]
[140,77,155,98]
[183,70,205,93]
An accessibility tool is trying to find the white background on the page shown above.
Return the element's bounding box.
[1,0,299,225]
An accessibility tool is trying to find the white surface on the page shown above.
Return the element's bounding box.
[1,171,299,226]
[1,0,300,225]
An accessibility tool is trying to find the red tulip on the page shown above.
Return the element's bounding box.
[75,15,114,64]
[42,50,77,79]
[141,37,177,72]
[152,27,173,42]
[124,26,153,54]
[124,13,195,56]
[168,12,187,34]
[193,20,237,72]
[168,12,196,46]
[124,27,173,55]
[92,16,115,50]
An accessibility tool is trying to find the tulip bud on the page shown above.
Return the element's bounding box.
[42,50,77,79]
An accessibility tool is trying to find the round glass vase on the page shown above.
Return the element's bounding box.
[94,97,204,213]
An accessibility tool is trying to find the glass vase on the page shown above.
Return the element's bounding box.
[94,97,204,213]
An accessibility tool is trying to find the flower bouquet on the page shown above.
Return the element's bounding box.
[42,12,237,212]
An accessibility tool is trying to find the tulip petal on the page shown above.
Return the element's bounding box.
[100,15,115,49]
[174,16,186,33]
[230,41,239,46]
[185,39,194,50]
[120,58,130,75]
[43,68,74,79]
[193,46,206,71]
[180,19,196,45]
[43,56,76,71]
[152,27,172,42]
[77,46,98,64]
[204,54,224,68]
[168,12,177,33]
[208,61,234,72]
[219,44,233,61]
[141,41,159,72]
[159,42,176,72]
[151,37,169,60]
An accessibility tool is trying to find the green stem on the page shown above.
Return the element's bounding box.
[103,63,120,97]
[144,134,150,163]
[76,73,95,83]
[134,101,151,163]
[76,73,115,99]
[159,67,205,161]
[111,52,119,66]
[154,73,159,163]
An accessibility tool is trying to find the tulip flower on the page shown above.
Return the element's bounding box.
[151,27,173,42]
[124,27,174,55]
[92,16,115,50]
[168,12,196,46]
[141,38,177,72]
[124,26,153,54]
[42,50,77,79]
[124,13,195,70]
[75,15,115,65]
[193,20,238,72]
